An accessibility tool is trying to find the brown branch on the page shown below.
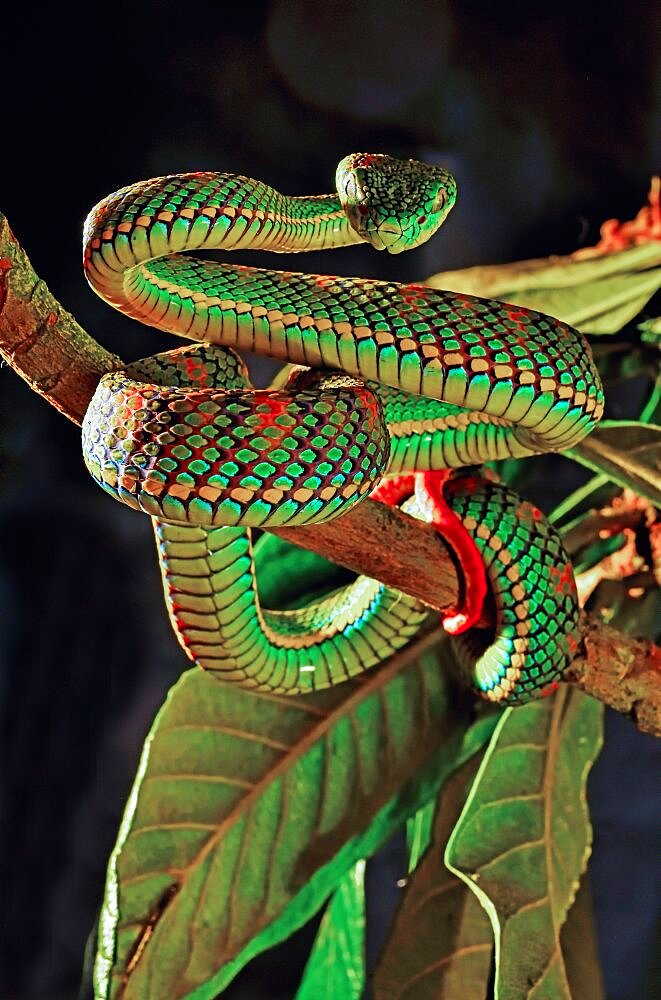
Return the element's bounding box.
[1,211,658,736]
[0,216,122,423]
[567,617,660,736]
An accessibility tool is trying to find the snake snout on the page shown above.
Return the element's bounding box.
[378,225,410,253]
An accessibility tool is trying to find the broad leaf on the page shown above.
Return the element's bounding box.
[567,421,661,506]
[427,242,661,334]
[404,707,494,875]
[295,860,366,999]
[95,634,497,999]
[445,688,603,1000]
[374,754,493,1000]
[496,269,660,335]
[294,710,496,1000]
[560,874,605,1000]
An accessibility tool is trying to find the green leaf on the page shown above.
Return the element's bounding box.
[297,711,499,1000]
[560,874,605,1000]
[95,635,498,1000]
[426,242,661,334]
[638,316,661,345]
[295,861,366,1000]
[400,708,499,873]
[499,269,661,334]
[253,532,353,610]
[374,754,493,1000]
[566,421,661,506]
[406,799,436,873]
[549,473,612,528]
[445,688,603,1000]
[403,712,496,873]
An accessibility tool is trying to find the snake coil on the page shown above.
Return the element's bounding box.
[82,154,603,703]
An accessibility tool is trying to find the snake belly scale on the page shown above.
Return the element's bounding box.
[81,154,603,703]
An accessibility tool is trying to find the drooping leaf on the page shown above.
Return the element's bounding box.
[500,269,661,335]
[95,635,498,1000]
[560,874,605,1000]
[295,860,366,1000]
[405,799,436,873]
[220,706,497,999]
[445,688,604,1000]
[374,754,493,1000]
[567,420,661,506]
[404,707,499,874]
[426,242,661,334]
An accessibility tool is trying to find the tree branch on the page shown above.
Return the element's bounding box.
[567,616,660,736]
[1,211,658,735]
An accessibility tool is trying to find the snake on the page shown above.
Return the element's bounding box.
[81,153,604,704]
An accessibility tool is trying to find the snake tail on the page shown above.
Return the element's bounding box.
[440,475,581,703]
[375,470,581,704]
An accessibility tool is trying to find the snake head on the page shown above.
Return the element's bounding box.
[336,153,456,253]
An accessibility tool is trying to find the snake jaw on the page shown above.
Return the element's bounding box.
[366,222,408,253]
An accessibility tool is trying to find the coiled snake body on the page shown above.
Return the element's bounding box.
[82,154,603,703]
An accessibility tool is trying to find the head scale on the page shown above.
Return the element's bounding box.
[336,152,456,253]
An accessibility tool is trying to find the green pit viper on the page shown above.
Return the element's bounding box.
[81,153,604,704]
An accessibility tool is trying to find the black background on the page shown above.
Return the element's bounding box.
[0,2,659,998]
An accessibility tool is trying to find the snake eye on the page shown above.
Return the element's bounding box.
[432,190,447,214]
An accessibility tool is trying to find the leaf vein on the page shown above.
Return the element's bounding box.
[407,877,462,920]
[122,869,182,889]
[394,943,492,998]
[164,722,291,752]
[131,821,218,835]
[144,772,254,790]
[476,835,545,872]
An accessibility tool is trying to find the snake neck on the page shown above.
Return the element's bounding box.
[83,172,363,311]
[83,172,604,457]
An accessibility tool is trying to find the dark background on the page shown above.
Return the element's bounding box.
[1,2,659,998]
